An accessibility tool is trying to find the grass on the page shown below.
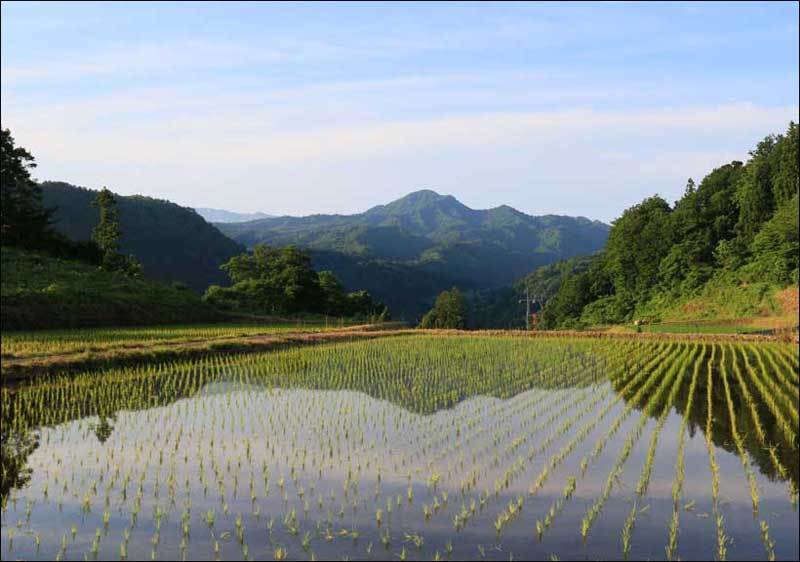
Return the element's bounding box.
[1,246,220,330]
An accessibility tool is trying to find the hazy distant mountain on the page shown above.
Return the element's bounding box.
[194,207,273,223]
[41,182,244,291]
[218,190,610,319]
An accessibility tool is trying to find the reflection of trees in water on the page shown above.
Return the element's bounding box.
[0,429,39,506]
[611,347,799,491]
[92,415,116,444]
[2,341,796,499]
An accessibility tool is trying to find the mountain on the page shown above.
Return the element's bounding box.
[194,207,273,223]
[40,182,244,292]
[218,190,609,319]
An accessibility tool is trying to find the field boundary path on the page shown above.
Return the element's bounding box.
[2,325,795,382]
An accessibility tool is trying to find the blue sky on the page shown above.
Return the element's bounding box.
[2,1,798,222]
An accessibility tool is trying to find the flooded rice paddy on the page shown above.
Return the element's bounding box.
[1,335,798,560]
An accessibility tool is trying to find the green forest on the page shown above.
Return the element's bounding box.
[535,122,798,329]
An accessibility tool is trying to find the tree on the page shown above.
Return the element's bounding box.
[208,243,386,318]
[769,121,798,208]
[319,270,347,314]
[746,194,799,285]
[419,287,467,329]
[92,188,121,260]
[91,187,141,275]
[736,135,777,243]
[604,195,673,300]
[0,128,53,247]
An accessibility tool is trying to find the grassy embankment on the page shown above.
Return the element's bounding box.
[1,246,221,330]
[611,280,799,335]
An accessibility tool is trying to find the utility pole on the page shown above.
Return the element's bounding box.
[520,286,530,330]
[519,286,540,330]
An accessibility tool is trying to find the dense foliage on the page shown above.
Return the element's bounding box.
[539,123,799,328]
[41,181,244,291]
[418,286,468,328]
[218,190,609,320]
[0,128,53,249]
[203,244,389,320]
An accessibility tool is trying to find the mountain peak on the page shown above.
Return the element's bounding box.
[403,188,445,198]
[367,189,469,216]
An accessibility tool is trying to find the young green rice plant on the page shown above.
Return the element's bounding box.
[759,520,777,561]
[719,345,761,515]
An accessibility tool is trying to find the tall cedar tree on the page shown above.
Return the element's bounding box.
[91,188,122,259]
[91,187,142,275]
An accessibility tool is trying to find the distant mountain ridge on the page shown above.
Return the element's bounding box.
[40,182,244,291]
[218,190,609,318]
[194,207,273,223]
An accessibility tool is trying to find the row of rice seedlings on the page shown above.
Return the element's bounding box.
[718,345,761,515]
[436,343,642,534]
[421,353,603,487]
[488,382,605,534]
[758,345,799,398]
[740,344,798,447]
[410,351,602,518]
[450,375,605,532]
[580,343,692,541]
[533,342,680,542]
[619,344,699,558]
[769,344,799,381]
[426,379,583,528]
[702,345,728,561]
[664,344,703,561]
[730,345,798,503]
[529,342,677,499]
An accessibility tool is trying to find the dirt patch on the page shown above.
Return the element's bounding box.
[680,301,706,314]
[775,286,799,316]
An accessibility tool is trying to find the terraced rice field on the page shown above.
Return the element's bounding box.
[1,335,798,560]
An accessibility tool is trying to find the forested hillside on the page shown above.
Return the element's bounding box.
[41,182,244,291]
[538,122,799,329]
[219,190,609,319]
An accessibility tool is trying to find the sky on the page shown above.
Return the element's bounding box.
[1,1,798,223]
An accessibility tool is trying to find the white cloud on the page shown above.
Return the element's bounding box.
[4,99,795,222]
